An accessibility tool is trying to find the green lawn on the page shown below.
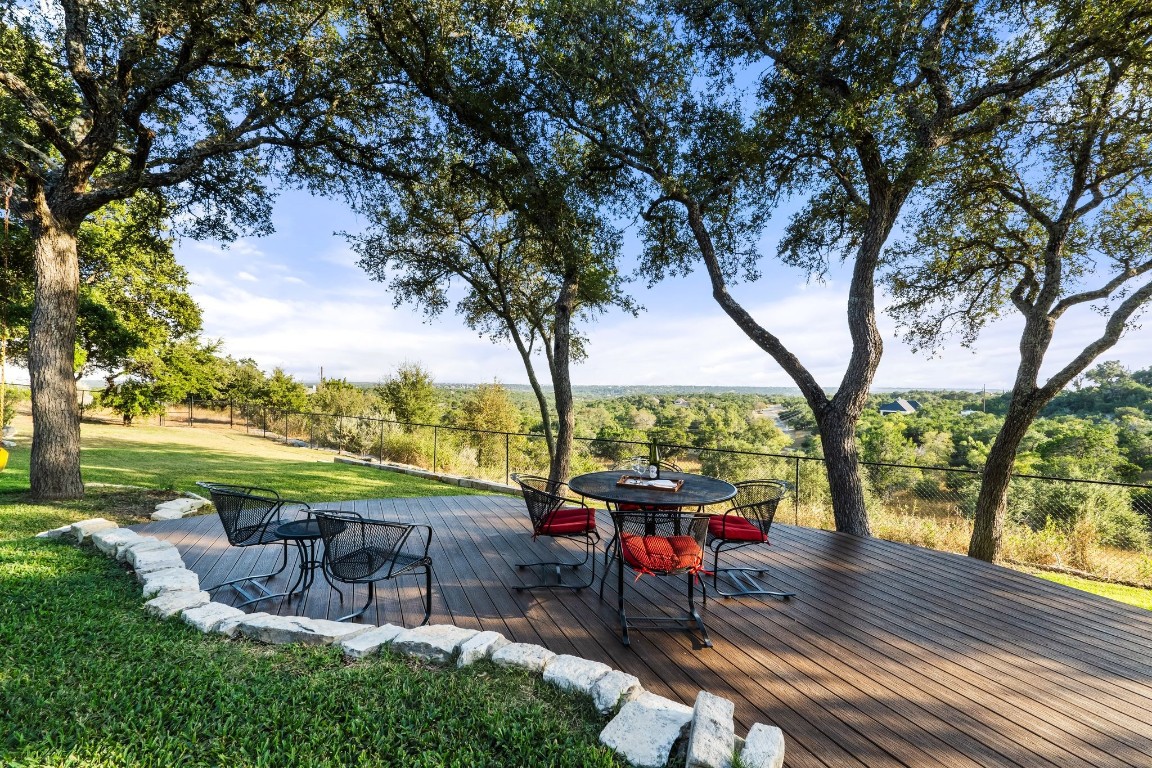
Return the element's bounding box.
[1032,571,1152,611]
[1,421,485,501]
[0,425,620,767]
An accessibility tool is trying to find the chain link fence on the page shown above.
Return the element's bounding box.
[8,385,1151,588]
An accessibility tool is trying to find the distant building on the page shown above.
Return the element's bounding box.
[673,398,689,406]
[878,398,920,416]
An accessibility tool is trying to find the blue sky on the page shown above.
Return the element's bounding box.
[168,188,1152,391]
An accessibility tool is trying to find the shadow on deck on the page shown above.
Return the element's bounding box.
[136,494,1152,768]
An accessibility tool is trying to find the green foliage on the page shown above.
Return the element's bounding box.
[454,383,523,470]
[1,383,25,428]
[379,363,439,430]
[260,368,310,413]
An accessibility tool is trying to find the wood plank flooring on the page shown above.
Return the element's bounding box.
[136,494,1152,768]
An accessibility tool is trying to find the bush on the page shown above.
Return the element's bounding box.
[1095,506,1152,551]
[381,432,432,467]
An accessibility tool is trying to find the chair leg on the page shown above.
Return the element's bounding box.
[688,573,712,648]
[515,534,597,591]
[336,580,375,622]
[208,539,291,607]
[617,550,630,647]
[419,564,433,626]
[711,541,795,600]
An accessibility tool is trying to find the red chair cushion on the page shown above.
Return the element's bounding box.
[537,507,597,536]
[708,515,768,543]
[620,532,703,573]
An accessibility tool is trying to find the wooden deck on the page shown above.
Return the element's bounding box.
[137,494,1152,768]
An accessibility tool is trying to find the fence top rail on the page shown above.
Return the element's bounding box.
[93,396,1152,492]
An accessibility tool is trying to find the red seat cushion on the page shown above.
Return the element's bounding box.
[708,515,768,543]
[537,507,597,536]
[620,532,703,573]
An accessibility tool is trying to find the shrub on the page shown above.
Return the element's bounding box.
[381,432,432,467]
[1095,506,1152,551]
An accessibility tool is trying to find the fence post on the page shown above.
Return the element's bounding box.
[505,433,511,485]
[794,457,801,525]
[285,412,289,444]
[263,408,267,437]
[188,395,193,427]
[309,414,314,447]
[379,419,384,463]
[229,398,233,428]
[433,426,438,473]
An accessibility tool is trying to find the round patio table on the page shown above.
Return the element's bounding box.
[568,470,737,509]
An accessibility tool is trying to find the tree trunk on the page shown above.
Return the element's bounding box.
[28,214,84,499]
[548,276,578,485]
[508,326,556,463]
[816,409,872,536]
[968,394,1045,561]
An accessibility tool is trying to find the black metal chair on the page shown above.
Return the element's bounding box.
[606,509,712,648]
[604,458,685,563]
[195,481,311,607]
[313,510,434,624]
[511,474,599,590]
[707,479,796,599]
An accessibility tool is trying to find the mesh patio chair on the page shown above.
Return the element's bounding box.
[707,479,796,599]
[195,481,312,607]
[603,458,687,565]
[313,510,434,624]
[511,474,599,590]
[606,509,712,648]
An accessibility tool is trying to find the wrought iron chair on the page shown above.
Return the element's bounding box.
[313,510,434,624]
[603,458,686,565]
[606,509,712,647]
[511,474,599,590]
[195,481,311,607]
[707,479,795,599]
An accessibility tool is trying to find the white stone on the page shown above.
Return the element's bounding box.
[340,624,407,659]
[686,691,735,768]
[116,536,163,562]
[738,724,785,768]
[215,611,268,638]
[91,528,143,556]
[35,525,74,540]
[591,670,643,715]
[490,642,556,674]
[599,693,694,768]
[156,498,199,511]
[542,654,613,696]
[181,602,246,633]
[71,518,117,543]
[238,615,374,646]
[130,547,185,577]
[144,590,210,618]
[391,624,479,663]
[140,568,201,598]
[124,540,178,567]
[150,508,187,521]
[456,630,510,667]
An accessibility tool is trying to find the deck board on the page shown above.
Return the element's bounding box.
[136,494,1152,768]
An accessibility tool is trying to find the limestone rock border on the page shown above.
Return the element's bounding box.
[42,517,786,768]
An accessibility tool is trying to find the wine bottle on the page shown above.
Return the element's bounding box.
[648,442,659,479]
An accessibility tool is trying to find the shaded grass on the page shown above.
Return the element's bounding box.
[0,529,621,767]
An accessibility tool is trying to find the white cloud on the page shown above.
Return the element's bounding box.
[283,276,306,285]
[236,271,258,282]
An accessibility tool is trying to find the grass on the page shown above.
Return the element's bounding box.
[1029,571,1152,611]
[0,419,486,501]
[0,421,621,768]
